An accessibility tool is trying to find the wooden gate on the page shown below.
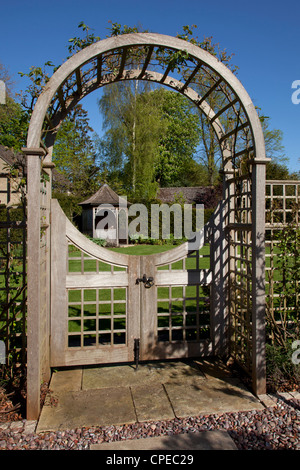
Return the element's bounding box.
[50,199,213,367]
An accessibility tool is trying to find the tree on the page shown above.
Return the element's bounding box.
[259,115,298,179]
[266,161,299,180]
[52,105,102,202]
[153,89,201,187]
[0,63,28,151]
[98,81,165,201]
[174,30,240,185]
[98,85,204,197]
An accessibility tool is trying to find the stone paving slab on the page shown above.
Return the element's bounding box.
[130,383,175,422]
[91,430,238,450]
[36,387,136,433]
[49,368,82,393]
[82,361,205,390]
[164,377,264,418]
[37,360,265,433]
[257,394,277,408]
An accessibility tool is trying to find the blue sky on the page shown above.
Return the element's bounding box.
[0,0,299,172]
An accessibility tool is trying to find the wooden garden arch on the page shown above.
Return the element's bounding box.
[23,33,268,419]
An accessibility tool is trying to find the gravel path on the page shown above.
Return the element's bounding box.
[0,394,299,450]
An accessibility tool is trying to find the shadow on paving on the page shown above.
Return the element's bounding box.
[36,358,264,434]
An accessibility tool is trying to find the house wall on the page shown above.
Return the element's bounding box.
[0,159,22,206]
[81,208,93,236]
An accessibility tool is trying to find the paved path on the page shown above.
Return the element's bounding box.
[37,358,264,435]
[90,430,238,450]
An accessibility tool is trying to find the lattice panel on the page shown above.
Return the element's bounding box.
[265,181,300,342]
[157,245,211,271]
[0,174,27,365]
[228,174,253,373]
[67,243,127,273]
[67,287,127,348]
[157,284,210,342]
[67,242,128,348]
[229,228,252,371]
[156,244,211,343]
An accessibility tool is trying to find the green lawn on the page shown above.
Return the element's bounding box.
[68,243,211,272]
[109,243,211,270]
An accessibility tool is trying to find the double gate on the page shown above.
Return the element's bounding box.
[50,199,213,367]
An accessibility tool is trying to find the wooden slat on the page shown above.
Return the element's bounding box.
[150,340,212,360]
[160,62,173,83]
[96,55,102,83]
[66,272,128,288]
[117,48,128,78]
[57,87,66,112]
[75,68,82,96]
[138,45,154,78]
[197,78,223,106]
[180,62,202,92]
[219,121,249,143]
[211,97,239,122]
[55,346,129,367]
[127,256,140,362]
[156,270,212,286]
[140,256,158,360]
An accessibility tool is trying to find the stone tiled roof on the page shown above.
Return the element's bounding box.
[157,186,216,205]
[79,184,130,207]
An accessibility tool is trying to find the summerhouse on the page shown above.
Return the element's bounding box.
[79,183,130,246]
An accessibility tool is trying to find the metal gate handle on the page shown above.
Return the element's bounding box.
[136,274,154,288]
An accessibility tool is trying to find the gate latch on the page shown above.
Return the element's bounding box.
[136,274,154,288]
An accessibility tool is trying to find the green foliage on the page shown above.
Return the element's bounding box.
[52,190,83,221]
[154,89,201,187]
[266,205,300,350]
[0,63,29,151]
[266,161,297,180]
[52,105,103,202]
[86,236,107,247]
[275,209,300,338]
[98,84,204,198]
[266,343,300,392]
[68,22,100,55]
[98,81,164,201]
[0,164,27,372]
[0,97,28,150]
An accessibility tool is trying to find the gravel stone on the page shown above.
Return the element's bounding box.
[0,397,299,450]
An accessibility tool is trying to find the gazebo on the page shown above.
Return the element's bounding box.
[79,183,130,246]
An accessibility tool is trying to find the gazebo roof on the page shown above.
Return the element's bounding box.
[79,184,130,207]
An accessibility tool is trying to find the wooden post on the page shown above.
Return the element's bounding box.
[140,255,157,360]
[251,160,268,396]
[127,256,141,362]
[23,148,45,420]
[50,199,67,365]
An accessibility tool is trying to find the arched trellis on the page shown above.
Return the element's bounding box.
[23,33,268,419]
